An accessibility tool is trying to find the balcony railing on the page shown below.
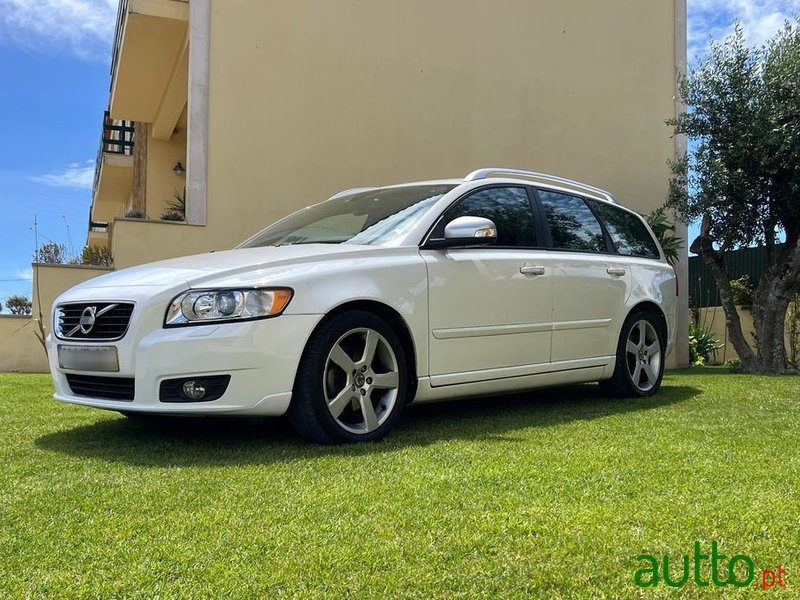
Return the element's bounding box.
[110,0,128,81]
[93,110,135,196]
[101,110,134,155]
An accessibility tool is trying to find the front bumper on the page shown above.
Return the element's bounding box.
[49,314,322,416]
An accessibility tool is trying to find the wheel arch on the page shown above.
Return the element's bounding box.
[627,300,668,344]
[301,300,419,403]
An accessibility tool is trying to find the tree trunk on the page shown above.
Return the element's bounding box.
[131,121,148,216]
[751,235,800,374]
[691,217,759,371]
[752,285,794,373]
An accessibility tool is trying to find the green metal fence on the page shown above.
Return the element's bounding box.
[688,245,782,308]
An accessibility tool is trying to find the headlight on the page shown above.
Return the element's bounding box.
[164,288,293,327]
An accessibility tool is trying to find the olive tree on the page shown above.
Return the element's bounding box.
[667,23,800,374]
[6,295,32,316]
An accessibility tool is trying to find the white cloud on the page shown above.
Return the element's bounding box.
[689,0,800,62]
[15,268,33,281]
[0,0,117,60]
[32,160,95,190]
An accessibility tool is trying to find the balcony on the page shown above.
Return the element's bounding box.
[109,0,189,134]
[91,111,134,228]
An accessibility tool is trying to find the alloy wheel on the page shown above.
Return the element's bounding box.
[323,327,400,434]
[625,319,661,392]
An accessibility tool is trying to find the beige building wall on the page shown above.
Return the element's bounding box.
[0,317,48,372]
[697,306,795,365]
[31,265,114,331]
[1,265,112,373]
[201,0,679,248]
[145,113,187,219]
[106,0,684,267]
[112,219,208,269]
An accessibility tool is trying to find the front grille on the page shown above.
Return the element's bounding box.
[66,374,135,401]
[57,302,134,340]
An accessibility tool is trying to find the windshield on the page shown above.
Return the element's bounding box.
[239,184,456,248]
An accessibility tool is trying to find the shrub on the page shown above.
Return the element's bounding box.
[33,241,67,264]
[689,324,722,366]
[161,189,185,221]
[724,358,744,374]
[125,209,145,219]
[160,210,184,221]
[729,275,754,310]
[6,295,32,316]
[80,245,112,267]
[645,208,683,265]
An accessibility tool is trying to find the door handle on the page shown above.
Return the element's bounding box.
[520,265,546,276]
[607,267,626,276]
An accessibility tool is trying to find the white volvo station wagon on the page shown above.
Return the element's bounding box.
[49,168,676,443]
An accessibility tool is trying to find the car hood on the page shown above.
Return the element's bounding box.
[71,244,378,290]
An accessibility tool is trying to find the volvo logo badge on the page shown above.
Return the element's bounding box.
[79,306,97,334]
[64,303,118,338]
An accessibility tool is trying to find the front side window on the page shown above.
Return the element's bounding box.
[538,190,606,252]
[239,184,456,248]
[589,201,660,258]
[435,186,536,247]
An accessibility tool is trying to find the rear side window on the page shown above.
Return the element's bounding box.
[589,201,660,258]
[538,190,606,252]
[439,186,536,247]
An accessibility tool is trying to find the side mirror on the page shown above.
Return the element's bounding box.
[427,216,498,248]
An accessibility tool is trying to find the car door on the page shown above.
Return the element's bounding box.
[422,185,554,386]
[536,189,631,365]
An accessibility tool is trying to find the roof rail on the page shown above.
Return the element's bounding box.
[464,167,619,204]
[328,187,376,201]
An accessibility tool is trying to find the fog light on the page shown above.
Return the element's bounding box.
[181,380,207,400]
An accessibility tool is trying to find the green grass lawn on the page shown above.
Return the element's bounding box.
[1,370,798,598]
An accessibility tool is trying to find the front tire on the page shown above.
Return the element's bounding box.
[600,311,665,398]
[288,310,408,443]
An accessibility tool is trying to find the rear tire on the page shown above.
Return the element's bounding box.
[600,310,665,398]
[288,310,408,444]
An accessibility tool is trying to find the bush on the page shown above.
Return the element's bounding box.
[689,324,721,366]
[160,210,184,221]
[6,295,32,316]
[33,241,67,264]
[80,245,112,267]
[125,209,145,219]
[645,208,683,265]
[724,358,744,374]
[161,189,185,221]
[729,275,754,310]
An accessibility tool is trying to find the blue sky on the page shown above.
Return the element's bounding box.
[0,0,798,310]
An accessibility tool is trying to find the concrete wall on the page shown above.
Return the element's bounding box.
[202,0,680,248]
[31,264,115,336]
[0,316,48,372]
[697,306,795,365]
[109,0,684,262]
[111,218,208,269]
[0,265,115,372]
[146,119,187,219]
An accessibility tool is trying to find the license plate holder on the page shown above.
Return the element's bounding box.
[58,345,119,372]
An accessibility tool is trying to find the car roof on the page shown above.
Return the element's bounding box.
[331,167,620,206]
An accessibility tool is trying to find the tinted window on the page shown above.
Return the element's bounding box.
[438,187,535,247]
[538,190,606,252]
[589,201,660,258]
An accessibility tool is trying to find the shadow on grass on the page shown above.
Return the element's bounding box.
[35,382,700,467]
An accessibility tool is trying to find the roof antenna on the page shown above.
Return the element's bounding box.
[63,214,75,259]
